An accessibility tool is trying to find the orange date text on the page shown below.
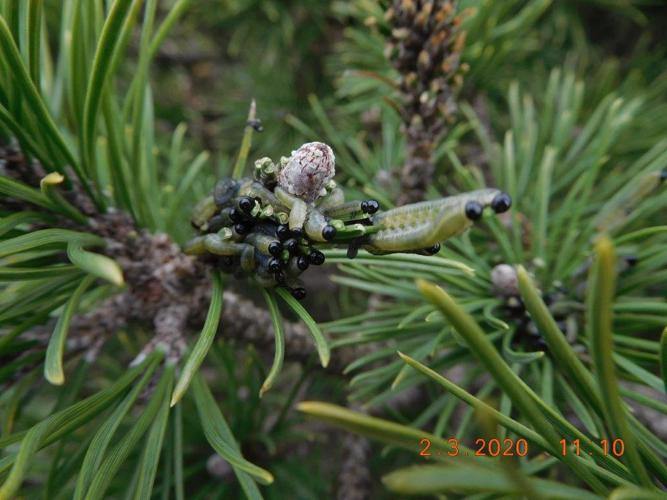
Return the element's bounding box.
[418,437,529,458]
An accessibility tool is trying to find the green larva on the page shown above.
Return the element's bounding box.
[186,142,511,299]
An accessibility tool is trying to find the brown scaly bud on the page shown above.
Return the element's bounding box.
[386,0,467,204]
[277,142,336,203]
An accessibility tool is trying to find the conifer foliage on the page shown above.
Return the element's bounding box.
[1,1,667,498]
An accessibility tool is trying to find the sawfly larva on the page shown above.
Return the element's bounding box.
[186,142,512,299]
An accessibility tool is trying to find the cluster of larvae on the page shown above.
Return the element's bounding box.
[185,142,511,299]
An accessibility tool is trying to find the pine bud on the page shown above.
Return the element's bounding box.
[491,264,519,297]
[277,142,336,203]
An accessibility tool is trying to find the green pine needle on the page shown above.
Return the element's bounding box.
[44,274,96,385]
[170,271,224,406]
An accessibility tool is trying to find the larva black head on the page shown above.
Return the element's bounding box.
[268,241,282,256]
[284,238,299,253]
[424,243,440,255]
[247,119,263,132]
[346,243,360,259]
[291,287,307,300]
[309,249,325,265]
[268,258,282,272]
[274,271,286,285]
[491,192,512,214]
[291,228,304,239]
[234,223,250,235]
[229,208,244,223]
[214,178,239,207]
[276,224,290,241]
[322,225,337,241]
[296,256,310,270]
[361,199,380,214]
[464,201,484,221]
[624,255,639,267]
[238,196,254,214]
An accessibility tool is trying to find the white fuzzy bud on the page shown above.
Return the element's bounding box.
[277,142,335,202]
[207,454,233,479]
[491,264,519,297]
